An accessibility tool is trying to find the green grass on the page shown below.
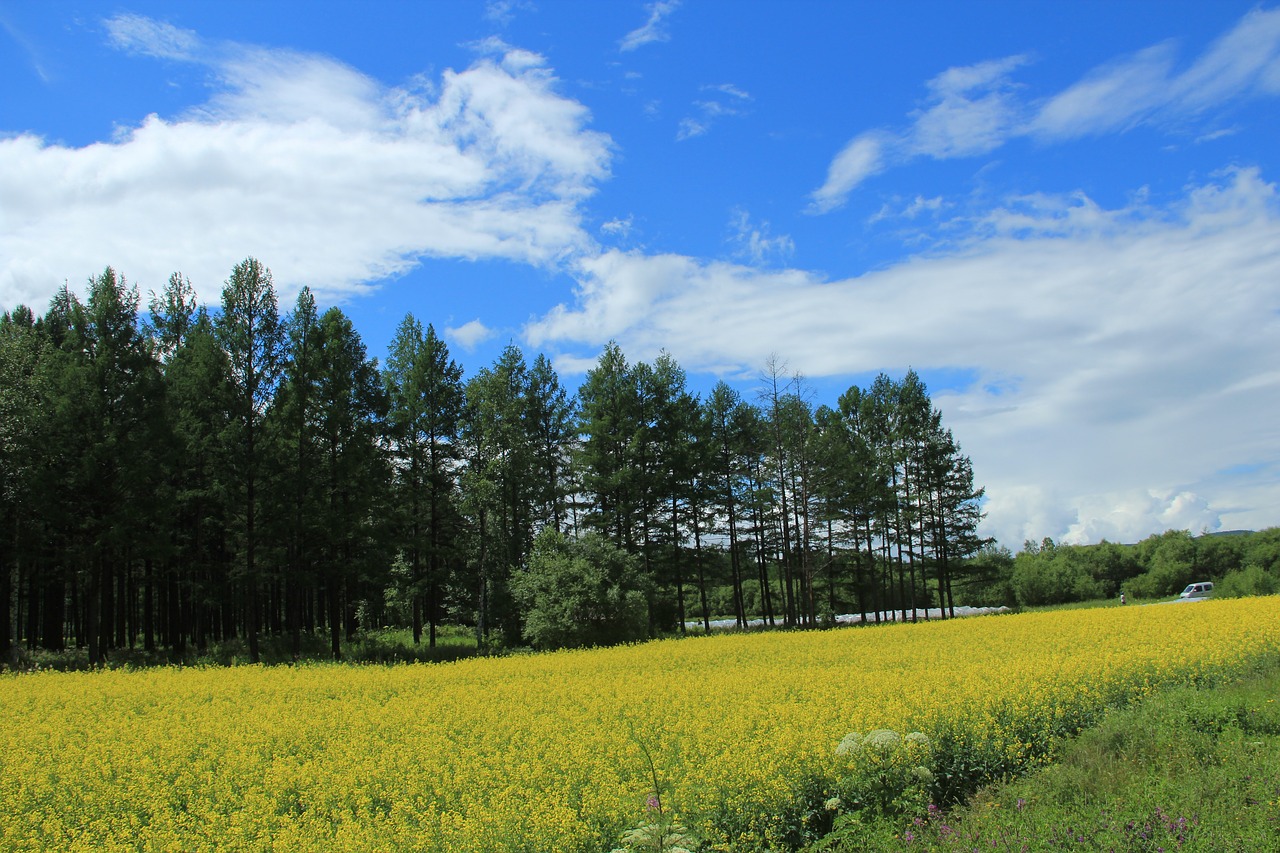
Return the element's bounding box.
[9,624,481,671]
[1017,595,1160,613]
[811,668,1280,850]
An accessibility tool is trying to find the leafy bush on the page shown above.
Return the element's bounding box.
[1244,528,1280,575]
[1010,544,1102,606]
[511,529,651,650]
[1213,564,1279,599]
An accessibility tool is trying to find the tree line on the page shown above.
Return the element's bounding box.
[0,258,987,662]
[964,528,1280,608]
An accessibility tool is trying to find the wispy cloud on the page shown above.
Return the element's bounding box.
[677,82,752,140]
[619,0,680,53]
[809,56,1027,212]
[809,132,889,213]
[1034,8,1280,138]
[601,215,635,240]
[867,195,947,227]
[1,13,53,82]
[530,168,1280,546]
[726,208,793,265]
[0,16,611,312]
[812,7,1280,211]
[483,1,534,27]
[909,54,1029,157]
[1030,43,1174,139]
[104,13,200,61]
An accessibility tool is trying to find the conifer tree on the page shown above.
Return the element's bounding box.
[216,257,284,663]
[384,315,464,647]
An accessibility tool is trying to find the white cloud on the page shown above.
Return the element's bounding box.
[104,13,200,61]
[809,54,1025,211]
[868,195,947,225]
[601,215,635,239]
[1056,489,1221,546]
[447,319,496,350]
[620,1,680,53]
[808,132,890,213]
[676,117,708,141]
[813,7,1280,210]
[484,1,534,27]
[1030,43,1174,139]
[909,54,1028,158]
[529,168,1280,547]
[676,82,752,141]
[1029,9,1280,141]
[2,15,53,82]
[1168,7,1280,111]
[727,208,793,265]
[0,17,612,311]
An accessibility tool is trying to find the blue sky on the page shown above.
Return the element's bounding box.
[3,1,1279,549]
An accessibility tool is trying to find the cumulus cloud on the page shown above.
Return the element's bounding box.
[813,7,1280,210]
[530,168,1280,546]
[447,319,496,351]
[1058,490,1221,545]
[0,16,612,311]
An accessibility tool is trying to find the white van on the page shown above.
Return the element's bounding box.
[1179,581,1214,599]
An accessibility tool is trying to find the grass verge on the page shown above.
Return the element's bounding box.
[811,667,1280,850]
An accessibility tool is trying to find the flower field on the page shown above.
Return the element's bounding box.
[4,598,1280,852]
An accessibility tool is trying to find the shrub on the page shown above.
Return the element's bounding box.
[1214,564,1279,599]
[511,529,651,650]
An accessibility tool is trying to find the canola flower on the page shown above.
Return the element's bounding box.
[2,598,1279,852]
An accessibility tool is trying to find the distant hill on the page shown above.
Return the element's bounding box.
[1200,529,1254,538]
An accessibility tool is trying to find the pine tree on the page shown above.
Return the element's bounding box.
[384,315,464,647]
[312,307,388,659]
[274,287,322,656]
[216,257,284,663]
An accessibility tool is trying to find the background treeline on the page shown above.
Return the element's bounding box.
[0,258,988,663]
[965,527,1280,608]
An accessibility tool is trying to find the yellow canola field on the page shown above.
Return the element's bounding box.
[3,597,1280,852]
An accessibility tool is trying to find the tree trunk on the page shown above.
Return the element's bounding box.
[672,494,685,634]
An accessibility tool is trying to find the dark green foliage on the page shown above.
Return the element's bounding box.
[975,528,1280,609]
[576,341,642,549]
[383,315,465,648]
[216,257,284,662]
[1011,540,1106,606]
[512,529,650,650]
[5,263,1000,663]
[1214,564,1280,598]
[1244,527,1280,574]
[954,544,1015,607]
[1127,530,1199,598]
[310,306,390,658]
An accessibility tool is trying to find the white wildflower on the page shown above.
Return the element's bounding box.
[836,732,862,755]
[862,729,901,751]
